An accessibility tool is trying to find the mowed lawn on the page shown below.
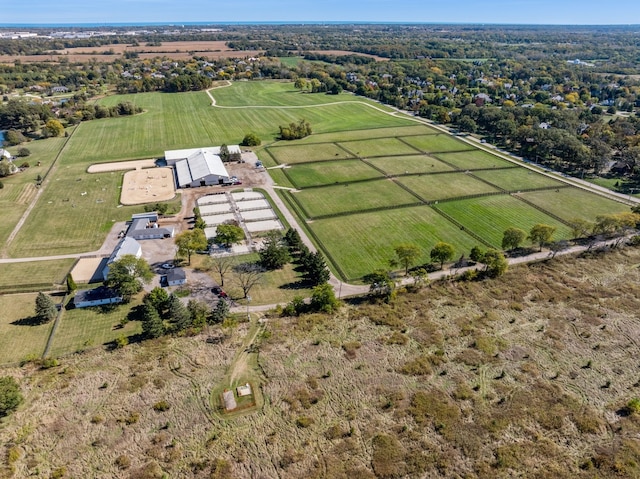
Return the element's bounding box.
[292,124,435,144]
[398,173,500,201]
[368,155,455,175]
[338,137,421,157]
[0,293,55,365]
[48,299,143,358]
[8,165,141,257]
[291,179,419,218]
[518,188,630,222]
[472,168,565,191]
[434,150,515,170]
[284,159,383,188]
[0,259,75,291]
[436,195,573,249]
[402,134,474,153]
[267,143,354,164]
[310,205,482,280]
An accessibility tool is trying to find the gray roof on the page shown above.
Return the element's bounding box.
[165,145,241,163]
[75,286,121,304]
[166,268,186,282]
[107,236,141,264]
[175,150,230,187]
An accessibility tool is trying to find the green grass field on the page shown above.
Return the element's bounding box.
[338,137,421,157]
[397,173,500,201]
[401,134,474,153]
[290,124,435,144]
[518,188,630,222]
[367,155,455,175]
[0,259,75,292]
[310,205,482,280]
[291,179,420,218]
[434,150,515,170]
[472,168,564,191]
[284,159,383,188]
[48,299,143,358]
[267,143,354,164]
[0,293,55,365]
[436,195,573,249]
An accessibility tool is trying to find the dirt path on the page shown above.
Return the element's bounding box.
[228,322,263,386]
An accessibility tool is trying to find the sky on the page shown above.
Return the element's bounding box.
[2,0,640,25]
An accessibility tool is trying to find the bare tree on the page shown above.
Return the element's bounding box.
[204,255,236,287]
[233,263,265,299]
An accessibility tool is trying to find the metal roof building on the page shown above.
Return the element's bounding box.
[173,149,231,188]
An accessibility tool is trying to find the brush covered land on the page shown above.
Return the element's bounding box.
[2,247,640,478]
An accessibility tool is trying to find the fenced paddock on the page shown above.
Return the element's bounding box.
[433,150,515,170]
[197,193,229,206]
[231,191,264,202]
[472,168,565,191]
[86,159,158,173]
[398,172,501,202]
[200,203,233,215]
[204,213,237,226]
[401,134,475,153]
[435,195,573,249]
[367,155,455,176]
[267,143,354,165]
[292,180,419,219]
[289,124,437,144]
[246,219,283,233]
[241,209,277,222]
[285,159,383,188]
[338,137,421,158]
[237,199,270,211]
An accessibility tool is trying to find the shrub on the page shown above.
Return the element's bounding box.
[17,147,30,157]
[115,455,131,470]
[240,132,261,146]
[153,400,170,412]
[295,416,314,428]
[0,376,23,417]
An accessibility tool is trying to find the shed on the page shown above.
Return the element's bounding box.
[222,389,237,411]
[74,286,123,308]
[237,383,252,397]
[165,268,187,286]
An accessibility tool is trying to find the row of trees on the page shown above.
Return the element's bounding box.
[278,119,312,140]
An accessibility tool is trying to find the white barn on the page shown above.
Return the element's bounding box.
[165,145,241,166]
[102,236,142,281]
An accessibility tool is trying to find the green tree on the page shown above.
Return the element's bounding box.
[35,292,57,323]
[469,246,485,263]
[393,243,421,275]
[43,119,64,137]
[430,242,455,269]
[210,298,230,324]
[310,282,340,313]
[501,227,526,251]
[241,132,261,146]
[302,251,330,285]
[284,228,304,255]
[187,300,209,328]
[105,254,153,301]
[214,224,244,248]
[219,144,230,161]
[294,78,308,90]
[0,376,23,417]
[568,218,594,240]
[529,224,556,251]
[483,249,508,278]
[144,287,169,313]
[175,229,207,264]
[141,303,164,339]
[363,270,395,303]
[66,274,77,293]
[259,231,290,270]
[167,294,191,331]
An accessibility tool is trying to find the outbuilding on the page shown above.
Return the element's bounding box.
[74,286,123,308]
[103,236,142,281]
[165,268,187,287]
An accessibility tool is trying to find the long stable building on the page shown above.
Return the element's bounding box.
[165,146,240,188]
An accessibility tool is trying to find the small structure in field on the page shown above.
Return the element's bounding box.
[236,383,252,397]
[165,268,187,287]
[74,286,123,308]
[222,389,237,411]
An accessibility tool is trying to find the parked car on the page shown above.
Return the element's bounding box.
[161,263,175,269]
[212,287,228,298]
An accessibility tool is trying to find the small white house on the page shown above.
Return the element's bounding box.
[74,286,123,308]
[165,268,187,286]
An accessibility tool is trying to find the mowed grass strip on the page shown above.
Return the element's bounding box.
[310,205,482,280]
[397,172,500,201]
[293,179,419,218]
[285,159,383,188]
[9,166,141,257]
[436,195,573,249]
[402,134,474,153]
[434,150,514,170]
[48,300,143,358]
[472,168,565,191]
[267,143,353,164]
[291,124,436,144]
[518,188,630,222]
[367,155,455,175]
[0,293,55,365]
[338,137,421,158]
[0,259,75,290]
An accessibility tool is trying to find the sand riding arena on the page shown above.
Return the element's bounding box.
[87,159,176,205]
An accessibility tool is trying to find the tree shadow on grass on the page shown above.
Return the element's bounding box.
[11,316,50,327]
[279,279,313,290]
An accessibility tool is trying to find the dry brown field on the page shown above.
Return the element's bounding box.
[2,247,640,478]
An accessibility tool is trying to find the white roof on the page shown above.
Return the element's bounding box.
[175,150,230,187]
[165,145,241,162]
[108,237,142,264]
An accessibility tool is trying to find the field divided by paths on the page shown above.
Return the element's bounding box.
[284,159,383,188]
[397,172,501,201]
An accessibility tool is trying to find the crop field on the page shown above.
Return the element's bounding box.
[0,293,55,365]
[367,154,455,175]
[338,137,421,157]
[291,179,419,218]
[267,142,354,164]
[397,172,500,201]
[401,133,474,153]
[47,300,143,358]
[436,195,573,248]
[8,165,140,257]
[284,159,383,188]
[519,187,630,222]
[0,259,75,292]
[472,167,565,191]
[311,205,482,280]
[434,149,515,170]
